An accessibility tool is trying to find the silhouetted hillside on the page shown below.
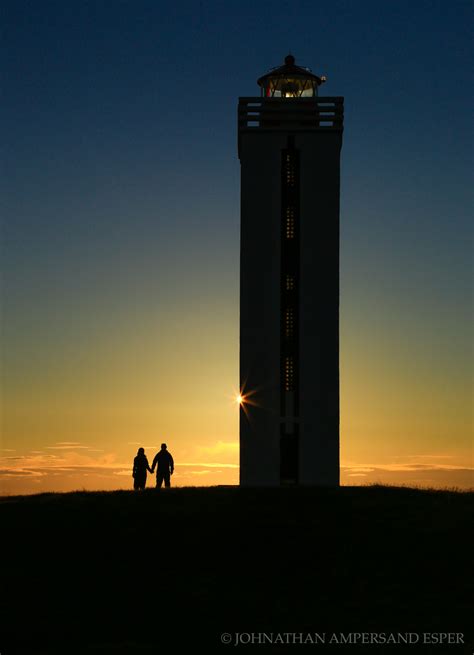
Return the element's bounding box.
[1,486,472,654]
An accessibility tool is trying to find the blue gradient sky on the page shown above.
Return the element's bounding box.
[1,0,472,493]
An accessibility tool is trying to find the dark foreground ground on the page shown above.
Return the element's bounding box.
[1,485,472,654]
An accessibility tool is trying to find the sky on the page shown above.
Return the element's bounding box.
[1,0,472,494]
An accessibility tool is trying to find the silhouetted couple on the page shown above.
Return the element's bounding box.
[132,443,174,490]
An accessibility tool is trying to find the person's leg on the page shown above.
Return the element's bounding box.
[164,473,171,488]
[156,473,164,488]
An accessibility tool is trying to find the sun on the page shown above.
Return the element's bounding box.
[236,393,244,405]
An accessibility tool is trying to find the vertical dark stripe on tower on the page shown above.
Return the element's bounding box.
[280,138,300,485]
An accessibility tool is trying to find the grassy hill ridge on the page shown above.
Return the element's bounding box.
[1,485,472,654]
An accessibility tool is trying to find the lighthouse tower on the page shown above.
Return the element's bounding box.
[238,55,344,486]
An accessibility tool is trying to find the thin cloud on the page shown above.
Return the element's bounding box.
[347,467,375,473]
[341,460,472,472]
[1,465,128,478]
[47,445,90,450]
[197,441,238,456]
[393,454,457,459]
[0,469,46,477]
[341,465,473,489]
[179,462,239,469]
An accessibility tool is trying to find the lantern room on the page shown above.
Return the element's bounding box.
[257,54,326,98]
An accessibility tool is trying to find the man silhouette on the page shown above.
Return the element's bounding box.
[151,443,174,488]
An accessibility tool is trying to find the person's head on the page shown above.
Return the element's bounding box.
[161,443,167,450]
[137,447,145,456]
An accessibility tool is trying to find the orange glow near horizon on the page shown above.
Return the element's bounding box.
[1,313,472,495]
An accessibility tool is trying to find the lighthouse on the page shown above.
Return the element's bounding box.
[238,55,344,486]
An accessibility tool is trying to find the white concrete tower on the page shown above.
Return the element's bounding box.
[238,55,344,486]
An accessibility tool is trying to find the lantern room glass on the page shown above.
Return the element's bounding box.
[261,77,318,98]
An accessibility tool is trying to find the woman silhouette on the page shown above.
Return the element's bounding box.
[132,447,152,490]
